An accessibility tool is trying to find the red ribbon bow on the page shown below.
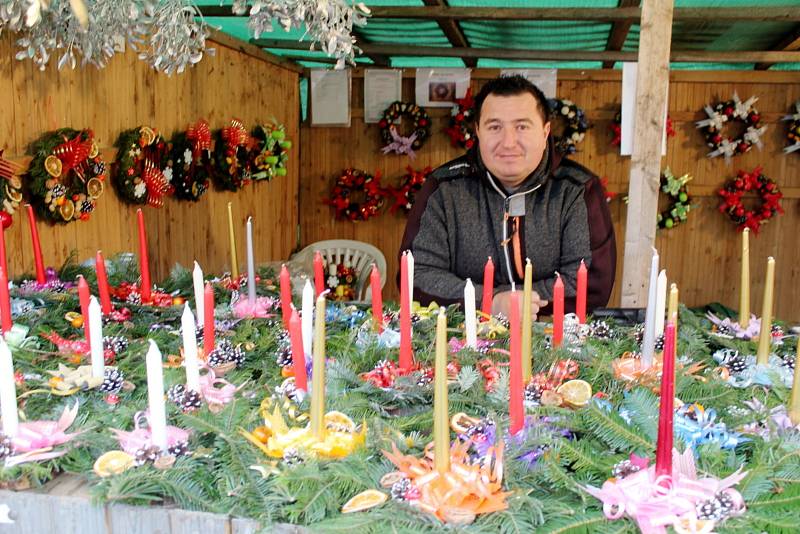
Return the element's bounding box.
[187,120,211,158]
[54,131,94,176]
[221,119,250,148]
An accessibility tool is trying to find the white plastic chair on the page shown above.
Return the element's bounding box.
[290,240,387,302]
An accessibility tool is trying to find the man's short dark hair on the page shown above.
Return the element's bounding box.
[474,75,550,125]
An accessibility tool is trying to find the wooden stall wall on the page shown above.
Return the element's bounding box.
[300,70,800,321]
[0,32,300,282]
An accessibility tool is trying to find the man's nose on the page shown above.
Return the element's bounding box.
[501,127,517,147]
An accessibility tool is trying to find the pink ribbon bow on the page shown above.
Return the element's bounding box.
[381,126,417,160]
[199,366,243,406]
[111,411,190,455]
[6,403,82,467]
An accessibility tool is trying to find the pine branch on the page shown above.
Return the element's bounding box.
[580,402,654,454]
[537,511,609,534]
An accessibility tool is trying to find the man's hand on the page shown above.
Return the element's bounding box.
[491,290,548,320]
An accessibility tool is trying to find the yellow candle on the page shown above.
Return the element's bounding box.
[227,202,239,279]
[756,257,775,365]
[521,259,533,382]
[739,228,750,327]
[310,294,327,438]
[789,338,800,425]
[434,308,450,473]
[667,283,679,325]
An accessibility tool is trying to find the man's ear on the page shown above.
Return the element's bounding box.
[543,121,551,138]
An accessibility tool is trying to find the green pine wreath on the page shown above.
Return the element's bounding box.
[170,121,213,202]
[27,128,106,224]
[251,122,292,181]
[213,119,254,191]
[113,126,173,207]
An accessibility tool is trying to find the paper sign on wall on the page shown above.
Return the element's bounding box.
[414,68,471,108]
[364,69,402,123]
[311,69,351,126]
[620,62,668,156]
[500,69,557,99]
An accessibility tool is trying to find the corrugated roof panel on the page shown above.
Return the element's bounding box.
[462,21,612,51]
[477,59,603,69]
[390,56,467,67]
[358,19,450,46]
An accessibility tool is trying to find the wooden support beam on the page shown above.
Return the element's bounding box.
[620,0,673,307]
[755,23,800,70]
[208,29,303,73]
[423,0,476,68]
[250,39,800,63]
[603,0,641,69]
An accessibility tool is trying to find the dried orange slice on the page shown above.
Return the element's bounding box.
[6,184,22,203]
[556,379,592,408]
[44,155,62,177]
[450,412,480,433]
[673,517,715,534]
[59,199,75,221]
[325,411,356,433]
[88,141,99,158]
[8,177,21,190]
[93,451,135,477]
[341,489,387,513]
[140,126,156,145]
[86,177,104,199]
[540,389,564,407]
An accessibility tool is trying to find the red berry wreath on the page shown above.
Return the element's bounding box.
[325,168,386,222]
[718,167,783,234]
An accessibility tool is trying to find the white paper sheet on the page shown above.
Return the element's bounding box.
[415,68,471,108]
[311,69,351,126]
[621,62,668,157]
[364,69,402,123]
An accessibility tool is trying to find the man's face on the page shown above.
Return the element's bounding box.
[475,93,550,189]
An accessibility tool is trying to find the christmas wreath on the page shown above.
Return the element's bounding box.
[213,119,254,191]
[696,92,766,161]
[0,150,24,219]
[388,165,432,214]
[547,99,589,156]
[324,168,385,222]
[609,110,675,147]
[325,261,358,301]
[782,100,800,155]
[657,168,693,230]
[27,128,106,223]
[379,101,431,159]
[251,122,291,181]
[444,88,476,150]
[170,120,213,201]
[113,126,173,207]
[718,166,783,234]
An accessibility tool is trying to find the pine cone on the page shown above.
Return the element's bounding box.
[588,320,613,339]
[390,477,414,501]
[716,323,735,337]
[524,382,543,403]
[167,384,186,404]
[100,368,124,394]
[715,491,735,517]
[134,445,162,466]
[0,433,15,460]
[726,355,748,375]
[654,334,665,352]
[103,336,129,354]
[79,200,94,213]
[611,459,642,479]
[695,497,723,521]
[126,291,142,305]
[282,448,304,467]
[168,441,190,458]
[276,346,293,368]
[781,353,795,370]
[631,323,645,345]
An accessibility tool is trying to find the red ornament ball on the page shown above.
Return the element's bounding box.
[0,211,12,229]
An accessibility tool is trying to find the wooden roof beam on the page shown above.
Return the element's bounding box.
[423,0,476,68]
[603,0,640,69]
[755,23,800,70]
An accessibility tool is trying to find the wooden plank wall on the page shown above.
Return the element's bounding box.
[0,32,300,282]
[300,69,800,321]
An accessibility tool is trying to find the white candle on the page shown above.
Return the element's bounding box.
[88,296,104,379]
[654,269,667,337]
[193,261,204,327]
[641,249,659,368]
[145,340,168,451]
[246,217,256,304]
[407,251,414,311]
[0,338,18,437]
[302,279,314,357]
[181,304,201,392]
[464,278,477,348]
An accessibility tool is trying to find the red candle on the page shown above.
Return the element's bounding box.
[399,252,413,370]
[136,209,151,303]
[77,275,91,343]
[288,308,308,392]
[313,251,325,297]
[370,264,383,333]
[203,283,215,355]
[0,267,11,334]
[509,291,524,435]
[25,204,46,284]
[280,264,292,327]
[576,260,587,324]
[553,273,564,347]
[95,251,112,315]
[0,226,8,280]
[655,322,677,478]
[481,257,494,317]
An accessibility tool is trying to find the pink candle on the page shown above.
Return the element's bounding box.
[0,226,8,280]
[77,275,91,343]
[95,251,112,315]
[655,322,676,478]
[509,291,524,435]
[203,283,215,355]
[313,251,325,297]
[576,260,587,324]
[0,267,11,333]
[136,209,151,303]
[399,252,413,370]
[288,308,308,392]
[280,264,292,327]
[26,204,46,284]
[553,273,564,347]
[370,264,383,333]
[481,257,494,317]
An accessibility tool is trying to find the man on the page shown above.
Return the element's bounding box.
[400,75,615,319]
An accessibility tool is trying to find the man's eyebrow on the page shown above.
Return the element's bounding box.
[483,117,535,124]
